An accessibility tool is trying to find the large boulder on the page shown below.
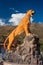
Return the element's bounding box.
[4,34,43,65]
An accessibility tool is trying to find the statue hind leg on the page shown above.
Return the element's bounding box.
[7,27,24,51]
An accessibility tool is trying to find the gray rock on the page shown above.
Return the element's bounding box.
[0,58,3,65]
[4,34,43,65]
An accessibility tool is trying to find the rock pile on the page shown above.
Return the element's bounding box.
[4,34,43,65]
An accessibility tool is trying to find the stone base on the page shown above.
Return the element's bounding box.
[0,58,3,65]
[3,61,28,65]
[3,34,43,65]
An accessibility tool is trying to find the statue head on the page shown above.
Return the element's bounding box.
[26,10,35,16]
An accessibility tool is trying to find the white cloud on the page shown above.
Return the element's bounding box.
[0,19,5,26]
[10,8,14,10]
[9,8,19,12]
[9,13,34,25]
[38,22,42,24]
[30,17,34,23]
[9,13,25,25]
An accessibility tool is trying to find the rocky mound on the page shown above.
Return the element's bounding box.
[4,34,43,65]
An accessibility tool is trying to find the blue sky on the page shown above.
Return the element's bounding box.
[0,0,43,25]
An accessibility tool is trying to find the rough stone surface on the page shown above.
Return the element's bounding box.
[0,58,3,65]
[4,34,43,65]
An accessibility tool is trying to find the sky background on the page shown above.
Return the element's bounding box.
[0,0,43,25]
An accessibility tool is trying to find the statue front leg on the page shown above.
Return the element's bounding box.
[24,25,31,36]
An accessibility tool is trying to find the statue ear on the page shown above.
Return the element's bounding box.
[26,10,32,13]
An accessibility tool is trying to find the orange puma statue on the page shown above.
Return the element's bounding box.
[4,10,35,51]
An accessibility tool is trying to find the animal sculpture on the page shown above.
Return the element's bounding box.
[4,10,35,51]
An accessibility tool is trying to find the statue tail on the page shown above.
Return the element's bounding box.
[4,37,8,50]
